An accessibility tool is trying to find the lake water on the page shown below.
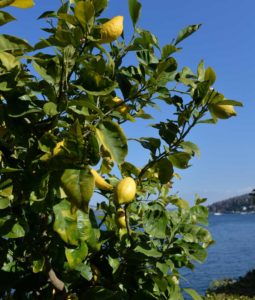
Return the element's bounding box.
[181,213,255,296]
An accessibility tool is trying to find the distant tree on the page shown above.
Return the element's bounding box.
[0,0,242,299]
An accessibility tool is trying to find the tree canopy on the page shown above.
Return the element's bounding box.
[0,0,242,299]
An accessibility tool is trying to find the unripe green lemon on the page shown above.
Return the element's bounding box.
[210,103,236,119]
[115,177,136,205]
[115,208,126,228]
[100,16,124,44]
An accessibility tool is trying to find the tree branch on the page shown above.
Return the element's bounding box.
[48,268,65,292]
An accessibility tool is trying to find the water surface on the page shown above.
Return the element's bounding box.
[182,213,255,295]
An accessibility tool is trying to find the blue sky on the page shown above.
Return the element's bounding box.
[3,0,255,204]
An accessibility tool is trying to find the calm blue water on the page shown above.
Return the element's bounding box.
[181,213,255,296]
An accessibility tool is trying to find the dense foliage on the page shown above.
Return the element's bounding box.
[0,0,242,299]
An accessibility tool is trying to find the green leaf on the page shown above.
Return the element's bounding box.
[0,184,12,198]
[43,102,58,116]
[161,44,180,59]
[193,81,210,105]
[169,197,190,209]
[53,199,79,246]
[32,257,45,273]
[204,67,216,85]
[68,98,104,117]
[0,52,20,70]
[143,203,168,238]
[128,0,142,27]
[180,141,200,157]
[58,13,78,26]
[183,288,203,300]
[108,256,120,274]
[136,137,161,155]
[32,61,54,83]
[74,1,94,30]
[78,72,118,96]
[92,0,108,15]
[134,245,162,258]
[0,197,10,209]
[153,121,179,146]
[37,10,56,19]
[169,152,191,169]
[65,242,88,269]
[157,158,173,184]
[216,99,243,107]
[75,263,92,281]
[0,11,16,26]
[175,24,201,45]
[120,161,141,177]
[96,121,128,164]
[61,169,95,212]
[197,59,205,81]
[156,57,178,75]
[77,210,101,251]
[4,222,25,239]
[0,34,32,54]
[156,262,169,275]
[29,173,49,202]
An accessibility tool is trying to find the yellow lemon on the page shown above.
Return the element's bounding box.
[115,177,136,205]
[0,0,34,8]
[115,208,126,228]
[210,103,236,119]
[100,16,124,44]
[90,169,113,191]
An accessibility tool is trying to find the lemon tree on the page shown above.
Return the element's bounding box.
[0,0,242,299]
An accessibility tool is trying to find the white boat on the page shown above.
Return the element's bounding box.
[214,212,222,216]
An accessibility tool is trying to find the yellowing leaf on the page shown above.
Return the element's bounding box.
[96,121,128,164]
[61,169,95,212]
[53,199,80,246]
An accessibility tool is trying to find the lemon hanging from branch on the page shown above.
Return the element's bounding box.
[115,208,126,228]
[0,0,34,8]
[115,177,136,205]
[100,16,124,44]
[90,168,113,191]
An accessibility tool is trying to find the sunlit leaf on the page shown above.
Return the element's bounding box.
[175,24,201,45]
[53,199,79,246]
[183,288,202,300]
[32,257,45,273]
[134,245,162,258]
[61,169,95,212]
[96,121,128,164]
[0,34,32,53]
[143,203,167,238]
[65,242,88,269]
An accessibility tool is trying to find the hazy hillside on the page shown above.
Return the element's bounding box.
[208,190,255,213]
